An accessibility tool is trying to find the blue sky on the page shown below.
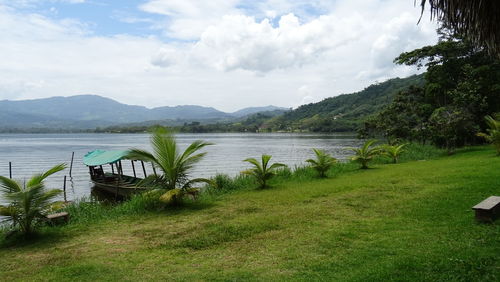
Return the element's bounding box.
[6,1,165,37]
[10,0,329,38]
[0,0,438,111]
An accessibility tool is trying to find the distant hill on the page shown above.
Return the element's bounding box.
[266,74,425,132]
[0,95,284,130]
[107,74,426,133]
[231,106,289,117]
[0,109,110,130]
[0,74,424,132]
[152,105,231,120]
[0,95,149,124]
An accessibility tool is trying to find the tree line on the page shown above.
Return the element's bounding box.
[360,29,500,152]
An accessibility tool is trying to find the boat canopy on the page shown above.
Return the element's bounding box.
[83,150,130,166]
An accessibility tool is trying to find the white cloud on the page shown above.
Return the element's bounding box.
[191,13,363,72]
[139,0,240,40]
[0,0,438,112]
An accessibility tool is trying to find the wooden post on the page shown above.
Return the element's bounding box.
[131,160,136,177]
[141,161,147,177]
[9,162,12,179]
[117,162,122,181]
[111,163,115,174]
[151,163,157,176]
[69,152,75,177]
[63,175,67,202]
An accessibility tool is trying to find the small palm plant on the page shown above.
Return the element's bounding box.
[126,128,213,205]
[349,139,381,169]
[477,115,500,155]
[242,155,286,189]
[306,148,337,178]
[0,164,66,236]
[382,143,407,163]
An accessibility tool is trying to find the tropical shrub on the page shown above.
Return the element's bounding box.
[242,155,286,189]
[382,143,407,163]
[477,115,500,155]
[0,164,66,236]
[126,128,213,205]
[306,148,337,178]
[349,139,382,169]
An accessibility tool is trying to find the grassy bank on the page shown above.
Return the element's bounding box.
[1,146,499,281]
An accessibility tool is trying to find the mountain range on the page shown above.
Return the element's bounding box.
[0,95,287,130]
[0,74,424,132]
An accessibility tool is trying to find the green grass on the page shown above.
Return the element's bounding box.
[1,146,499,281]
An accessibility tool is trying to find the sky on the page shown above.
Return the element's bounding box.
[0,0,438,112]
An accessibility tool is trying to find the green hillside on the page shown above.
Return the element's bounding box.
[267,74,425,132]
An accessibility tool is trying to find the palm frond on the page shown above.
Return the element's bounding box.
[125,128,213,203]
[26,163,66,188]
[243,158,262,170]
[126,149,156,163]
[179,140,213,162]
[269,163,286,170]
[0,165,64,234]
[0,176,22,193]
[305,159,319,165]
[243,154,285,188]
[420,0,500,56]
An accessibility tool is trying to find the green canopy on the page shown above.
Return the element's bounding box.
[83,150,130,166]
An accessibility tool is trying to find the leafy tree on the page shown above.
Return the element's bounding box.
[242,155,286,189]
[361,86,433,143]
[477,115,500,155]
[366,30,500,149]
[428,106,477,153]
[382,144,407,163]
[0,164,66,236]
[306,149,337,178]
[126,128,213,205]
[349,140,381,169]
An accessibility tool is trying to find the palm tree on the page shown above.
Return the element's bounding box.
[126,128,213,204]
[242,155,286,189]
[477,115,500,155]
[306,148,337,178]
[382,143,408,164]
[419,0,500,56]
[0,164,66,235]
[349,139,382,169]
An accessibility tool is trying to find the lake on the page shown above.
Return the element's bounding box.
[0,133,361,201]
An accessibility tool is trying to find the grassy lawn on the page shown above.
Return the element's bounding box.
[1,146,499,281]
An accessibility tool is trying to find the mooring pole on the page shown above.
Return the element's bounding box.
[151,163,157,176]
[63,175,67,202]
[119,161,123,175]
[131,160,136,177]
[9,162,12,179]
[141,161,147,177]
[69,152,75,177]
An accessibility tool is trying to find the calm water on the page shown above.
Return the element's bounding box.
[0,133,361,201]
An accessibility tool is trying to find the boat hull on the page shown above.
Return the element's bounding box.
[91,180,147,197]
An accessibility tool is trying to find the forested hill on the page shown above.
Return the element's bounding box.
[266,74,425,132]
[94,74,426,133]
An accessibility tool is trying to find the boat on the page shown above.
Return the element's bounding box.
[83,149,151,197]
